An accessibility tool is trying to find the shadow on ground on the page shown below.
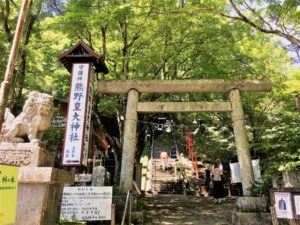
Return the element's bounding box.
[144,194,235,225]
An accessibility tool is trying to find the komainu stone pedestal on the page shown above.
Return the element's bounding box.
[0,141,54,167]
[0,141,73,225]
[15,167,74,225]
[231,197,272,225]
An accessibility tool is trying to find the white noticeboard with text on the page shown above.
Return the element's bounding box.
[62,63,91,166]
[274,192,293,219]
[229,162,242,183]
[230,159,261,183]
[60,186,112,221]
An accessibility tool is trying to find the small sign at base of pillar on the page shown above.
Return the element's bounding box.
[0,164,19,225]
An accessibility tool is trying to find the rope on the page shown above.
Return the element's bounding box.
[138,119,198,128]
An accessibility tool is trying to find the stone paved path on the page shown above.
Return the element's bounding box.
[144,194,235,225]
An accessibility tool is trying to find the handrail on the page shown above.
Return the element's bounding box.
[121,190,131,225]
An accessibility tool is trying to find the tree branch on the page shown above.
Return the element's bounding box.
[227,0,300,47]
[243,1,273,31]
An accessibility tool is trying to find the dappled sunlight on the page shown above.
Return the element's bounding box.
[144,195,235,225]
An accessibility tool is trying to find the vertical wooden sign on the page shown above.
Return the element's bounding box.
[62,63,91,166]
[58,41,109,166]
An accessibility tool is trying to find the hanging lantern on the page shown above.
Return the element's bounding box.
[165,120,172,133]
[157,124,163,131]
[165,126,171,133]
[192,118,197,124]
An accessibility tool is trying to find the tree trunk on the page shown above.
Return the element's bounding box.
[101,26,107,57]
[2,0,13,43]
[10,3,40,111]
[112,138,121,184]
[296,94,300,112]
[99,26,107,80]
[120,18,129,80]
[106,135,122,185]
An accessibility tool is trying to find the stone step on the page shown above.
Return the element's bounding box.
[152,180,185,194]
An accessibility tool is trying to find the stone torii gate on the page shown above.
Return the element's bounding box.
[97,79,272,196]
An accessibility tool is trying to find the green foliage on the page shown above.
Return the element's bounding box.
[43,127,65,153]
[113,184,121,195]
[249,180,271,197]
[0,0,299,181]
[254,110,300,176]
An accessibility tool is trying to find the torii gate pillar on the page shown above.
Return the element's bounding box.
[230,89,255,196]
[120,89,139,193]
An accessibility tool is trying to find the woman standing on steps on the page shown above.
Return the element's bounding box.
[211,160,226,204]
[160,150,168,172]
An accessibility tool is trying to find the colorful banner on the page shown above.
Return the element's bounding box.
[62,63,91,166]
[275,192,293,219]
[0,164,19,225]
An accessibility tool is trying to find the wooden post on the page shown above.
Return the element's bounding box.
[93,144,97,169]
[120,89,139,193]
[270,206,279,225]
[121,191,131,225]
[289,219,299,225]
[229,89,255,196]
[0,0,31,132]
[111,204,115,225]
[128,194,132,225]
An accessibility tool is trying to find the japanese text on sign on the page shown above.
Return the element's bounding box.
[60,186,112,221]
[0,165,19,225]
[62,64,91,166]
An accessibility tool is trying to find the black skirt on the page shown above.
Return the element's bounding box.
[213,180,226,198]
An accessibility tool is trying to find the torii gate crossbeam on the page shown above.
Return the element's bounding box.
[97,79,272,93]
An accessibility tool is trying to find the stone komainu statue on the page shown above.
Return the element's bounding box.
[1,91,54,142]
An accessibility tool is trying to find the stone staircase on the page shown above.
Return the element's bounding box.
[152,159,185,194]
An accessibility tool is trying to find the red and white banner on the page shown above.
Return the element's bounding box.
[62,63,91,166]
